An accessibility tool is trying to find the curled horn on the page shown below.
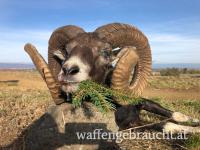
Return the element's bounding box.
[48,25,85,81]
[95,23,152,99]
[24,43,64,104]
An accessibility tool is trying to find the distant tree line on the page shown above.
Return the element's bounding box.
[159,68,200,76]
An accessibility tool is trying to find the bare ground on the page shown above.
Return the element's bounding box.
[0,70,200,149]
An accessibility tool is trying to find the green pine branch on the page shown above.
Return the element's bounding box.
[72,80,144,113]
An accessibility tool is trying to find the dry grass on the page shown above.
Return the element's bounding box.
[0,70,200,149]
[0,70,47,90]
[144,75,200,101]
[0,70,52,146]
[148,75,200,90]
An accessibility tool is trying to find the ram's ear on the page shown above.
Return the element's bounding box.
[53,50,65,61]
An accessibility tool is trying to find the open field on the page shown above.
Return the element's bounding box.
[0,70,200,149]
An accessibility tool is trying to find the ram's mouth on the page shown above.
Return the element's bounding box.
[60,81,80,93]
[60,80,79,85]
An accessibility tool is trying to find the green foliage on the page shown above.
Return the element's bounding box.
[183,101,200,111]
[160,68,180,76]
[185,134,200,149]
[159,68,200,76]
[182,68,200,74]
[72,80,143,113]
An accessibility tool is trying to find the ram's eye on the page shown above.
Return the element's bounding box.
[99,50,111,58]
[61,60,65,66]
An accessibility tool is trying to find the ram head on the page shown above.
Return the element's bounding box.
[25,23,152,105]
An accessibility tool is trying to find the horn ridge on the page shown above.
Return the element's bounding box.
[95,23,152,99]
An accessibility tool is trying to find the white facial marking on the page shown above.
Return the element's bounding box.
[111,58,119,67]
[63,56,91,82]
[61,84,78,93]
[58,70,64,82]
[53,50,65,61]
[112,47,121,51]
[58,56,91,93]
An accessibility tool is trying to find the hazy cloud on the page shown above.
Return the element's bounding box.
[0,27,199,63]
[0,0,200,63]
[0,28,51,63]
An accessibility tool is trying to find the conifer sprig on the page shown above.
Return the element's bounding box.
[72,80,143,113]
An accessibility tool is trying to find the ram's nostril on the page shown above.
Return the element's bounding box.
[68,66,79,75]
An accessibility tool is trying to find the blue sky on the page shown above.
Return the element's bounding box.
[0,0,200,63]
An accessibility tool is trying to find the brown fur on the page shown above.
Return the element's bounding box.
[63,32,112,84]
